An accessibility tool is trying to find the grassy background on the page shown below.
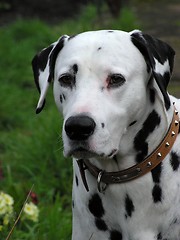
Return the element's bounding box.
[0,3,179,240]
[0,4,139,240]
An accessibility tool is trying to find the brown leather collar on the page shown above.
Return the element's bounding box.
[77,107,179,192]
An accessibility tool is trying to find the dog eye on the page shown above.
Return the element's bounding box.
[107,74,126,88]
[58,74,75,88]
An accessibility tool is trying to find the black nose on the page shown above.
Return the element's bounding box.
[65,115,96,141]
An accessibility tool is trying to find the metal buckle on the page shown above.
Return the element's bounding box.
[97,171,107,193]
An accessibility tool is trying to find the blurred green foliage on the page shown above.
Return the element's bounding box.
[0,3,139,239]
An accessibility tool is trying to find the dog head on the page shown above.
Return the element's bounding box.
[32,30,175,159]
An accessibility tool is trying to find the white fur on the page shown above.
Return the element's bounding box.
[35,30,180,239]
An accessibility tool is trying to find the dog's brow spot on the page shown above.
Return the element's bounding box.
[97,47,102,51]
[101,123,105,128]
[73,64,78,74]
[88,193,105,218]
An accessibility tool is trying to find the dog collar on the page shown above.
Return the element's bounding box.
[77,107,179,193]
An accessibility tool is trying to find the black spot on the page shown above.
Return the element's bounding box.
[36,99,46,114]
[125,194,135,218]
[152,184,162,203]
[163,71,171,86]
[62,94,66,101]
[97,47,102,51]
[153,72,171,110]
[32,45,54,93]
[73,64,78,74]
[49,36,67,81]
[172,218,178,224]
[129,120,137,127]
[135,142,148,163]
[131,33,151,73]
[95,218,108,231]
[170,152,180,171]
[88,193,105,218]
[113,155,118,163]
[101,123,105,128]
[110,230,122,240]
[75,175,79,186]
[134,110,161,163]
[157,232,162,240]
[60,95,63,103]
[108,30,114,33]
[131,32,174,70]
[68,34,78,40]
[151,163,162,204]
[101,87,105,92]
[149,88,156,104]
[108,149,117,158]
[37,45,54,72]
[151,163,162,183]
[72,200,75,208]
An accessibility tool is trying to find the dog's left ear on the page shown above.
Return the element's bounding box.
[131,30,175,110]
[32,35,69,114]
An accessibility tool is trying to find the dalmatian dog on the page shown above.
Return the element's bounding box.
[32,30,180,240]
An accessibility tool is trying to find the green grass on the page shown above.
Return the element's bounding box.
[0,4,139,239]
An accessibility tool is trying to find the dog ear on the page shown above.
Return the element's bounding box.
[130,30,175,110]
[32,35,69,114]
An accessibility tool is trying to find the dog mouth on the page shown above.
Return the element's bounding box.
[67,145,118,159]
[68,146,96,159]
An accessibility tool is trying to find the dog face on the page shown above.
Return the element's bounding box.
[32,30,175,160]
[53,30,150,159]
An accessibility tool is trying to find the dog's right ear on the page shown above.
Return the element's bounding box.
[130,30,175,110]
[32,35,69,114]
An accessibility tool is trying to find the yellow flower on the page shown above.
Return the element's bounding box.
[0,199,6,215]
[3,214,10,225]
[23,202,39,222]
[0,192,14,216]
[3,192,14,206]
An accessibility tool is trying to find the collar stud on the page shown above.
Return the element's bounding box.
[175,120,179,126]
[147,161,152,167]
[172,131,176,137]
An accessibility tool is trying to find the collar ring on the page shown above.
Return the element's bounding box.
[97,170,107,193]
